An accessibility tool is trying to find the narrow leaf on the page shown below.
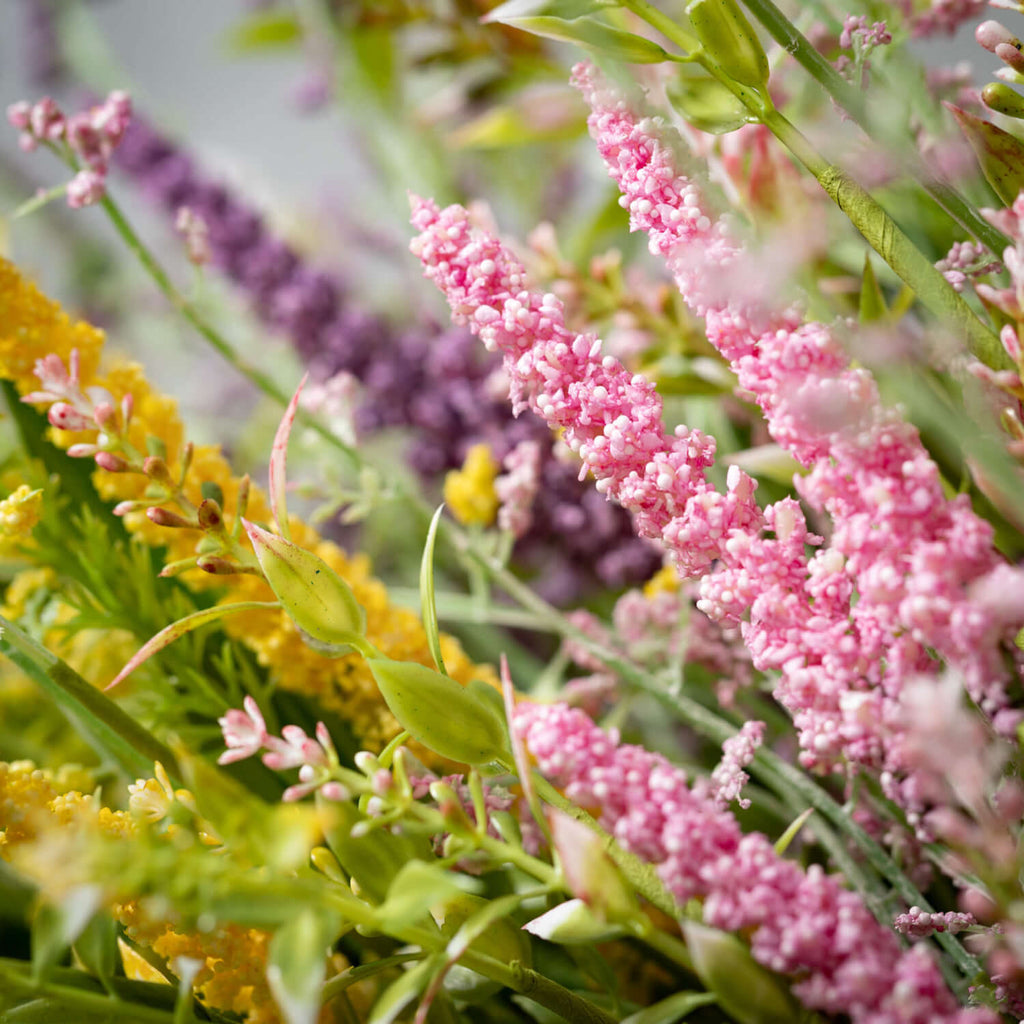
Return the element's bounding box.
[269,373,307,541]
[503,16,673,63]
[483,0,620,22]
[419,505,447,676]
[620,991,718,1024]
[774,807,814,855]
[267,908,343,1024]
[946,102,1024,206]
[105,601,280,691]
[0,614,180,780]
[859,254,888,323]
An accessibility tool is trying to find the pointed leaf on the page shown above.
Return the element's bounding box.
[105,601,279,691]
[483,0,621,20]
[269,374,307,541]
[0,614,180,780]
[419,505,447,676]
[775,807,814,855]
[946,102,1024,206]
[367,955,445,1024]
[620,991,718,1024]
[859,254,888,323]
[503,16,674,63]
[267,908,343,1024]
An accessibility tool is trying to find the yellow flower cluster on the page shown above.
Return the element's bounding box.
[0,484,43,553]
[443,442,500,527]
[0,258,497,752]
[0,760,294,1023]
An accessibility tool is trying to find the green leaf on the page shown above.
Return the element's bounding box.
[0,614,180,781]
[620,990,718,1024]
[666,71,752,133]
[502,16,674,63]
[375,861,469,933]
[419,505,447,676]
[225,10,301,51]
[859,254,888,323]
[483,0,621,22]
[267,908,343,1024]
[32,887,102,980]
[946,102,1024,206]
[774,807,814,855]
[71,911,118,982]
[367,954,445,1024]
[105,600,280,691]
[682,921,798,1024]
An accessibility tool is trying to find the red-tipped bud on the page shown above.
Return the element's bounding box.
[67,443,100,458]
[996,42,1024,74]
[196,555,242,575]
[94,451,130,473]
[146,506,197,529]
[143,455,175,487]
[48,401,92,431]
[197,498,224,531]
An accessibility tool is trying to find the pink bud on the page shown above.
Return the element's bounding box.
[977,19,1019,53]
[47,401,92,431]
[1001,324,1022,363]
[112,500,144,516]
[146,506,196,529]
[67,443,100,458]
[94,451,130,472]
[6,101,31,130]
[996,41,1024,74]
[92,402,117,429]
[29,97,65,141]
[196,555,240,575]
[66,169,106,209]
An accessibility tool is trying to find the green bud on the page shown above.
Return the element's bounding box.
[367,658,511,766]
[687,0,770,93]
[982,81,1024,119]
[682,920,798,1024]
[243,518,366,650]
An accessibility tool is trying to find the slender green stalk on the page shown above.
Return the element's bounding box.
[736,0,1010,255]
[96,192,362,471]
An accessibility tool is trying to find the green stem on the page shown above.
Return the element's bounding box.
[97,192,362,470]
[736,0,1010,256]
[763,108,1006,368]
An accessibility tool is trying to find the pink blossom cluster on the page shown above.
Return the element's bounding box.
[935,240,1001,293]
[6,91,131,207]
[895,0,988,37]
[495,438,542,538]
[573,64,1024,793]
[895,907,977,938]
[840,15,893,50]
[23,351,135,472]
[514,700,996,1024]
[705,719,764,809]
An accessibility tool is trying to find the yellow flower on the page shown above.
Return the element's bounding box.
[0,484,43,552]
[443,443,500,527]
[0,257,498,755]
[642,563,681,598]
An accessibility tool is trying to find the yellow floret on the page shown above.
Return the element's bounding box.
[0,484,43,551]
[443,443,500,527]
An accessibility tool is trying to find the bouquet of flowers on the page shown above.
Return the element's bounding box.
[3,1,1024,1021]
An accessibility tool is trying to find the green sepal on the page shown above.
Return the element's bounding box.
[947,102,1024,206]
[366,658,511,765]
[500,16,675,63]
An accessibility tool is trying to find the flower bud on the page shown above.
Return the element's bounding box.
[977,20,1019,53]
[48,401,93,431]
[146,506,197,529]
[197,498,224,531]
[94,451,130,473]
[196,555,242,575]
[367,658,510,765]
[982,81,1024,119]
[687,0,770,93]
[243,519,366,648]
[143,455,175,487]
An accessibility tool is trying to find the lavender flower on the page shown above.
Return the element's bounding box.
[114,114,659,602]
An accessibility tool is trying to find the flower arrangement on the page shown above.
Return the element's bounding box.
[3,1,1024,1023]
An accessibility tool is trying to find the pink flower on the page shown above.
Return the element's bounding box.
[217,695,269,765]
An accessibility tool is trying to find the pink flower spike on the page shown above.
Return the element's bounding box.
[66,168,106,209]
[268,373,308,542]
[217,696,270,765]
[262,724,326,771]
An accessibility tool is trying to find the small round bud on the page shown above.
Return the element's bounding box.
[143,455,175,486]
[977,20,1019,53]
[94,451,130,473]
